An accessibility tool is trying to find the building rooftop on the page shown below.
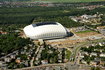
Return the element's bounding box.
[32,22,57,27]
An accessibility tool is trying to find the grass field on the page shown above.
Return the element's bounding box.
[66,49,71,59]
[76,30,95,33]
[32,0,105,3]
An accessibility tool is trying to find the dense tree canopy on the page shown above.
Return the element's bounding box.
[0,5,105,28]
[0,33,32,56]
[0,6,89,28]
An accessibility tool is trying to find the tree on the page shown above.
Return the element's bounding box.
[0,33,32,56]
[91,67,100,70]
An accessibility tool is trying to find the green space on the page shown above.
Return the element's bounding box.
[1,0,105,3]
[0,7,85,28]
[32,0,105,3]
[65,49,71,60]
[91,67,101,70]
[41,45,59,63]
[0,6,105,28]
[0,33,33,56]
[76,30,95,33]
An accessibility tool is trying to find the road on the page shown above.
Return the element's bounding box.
[15,63,65,70]
[69,38,105,64]
[0,50,18,60]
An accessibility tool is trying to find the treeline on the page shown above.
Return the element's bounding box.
[0,6,105,28]
[33,17,82,28]
[0,0,30,2]
[0,6,88,27]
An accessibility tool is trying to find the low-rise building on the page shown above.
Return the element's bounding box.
[99,43,103,46]
[0,31,7,35]
[90,61,97,66]
[90,52,97,56]
[100,53,105,57]
[82,52,89,55]
[81,60,87,64]
[10,54,16,59]
[41,60,48,64]
[4,57,11,62]
[15,57,21,64]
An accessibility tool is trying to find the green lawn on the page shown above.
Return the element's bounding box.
[76,30,95,33]
[65,50,71,60]
[32,0,105,2]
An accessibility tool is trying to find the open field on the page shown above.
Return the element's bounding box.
[76,30,95,33]
[75,30,100,37]
[75,31,99,37]
[46,30,104,47]
[32,0,105,2]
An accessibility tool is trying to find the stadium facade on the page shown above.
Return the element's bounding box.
[23,22,69,40]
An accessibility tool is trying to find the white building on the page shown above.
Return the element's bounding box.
[23,22,70,40]
[100,53,105,57]
[90,52,97,56]
[81,14,96,19]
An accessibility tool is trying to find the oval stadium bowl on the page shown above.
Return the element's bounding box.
[23,22,69,40]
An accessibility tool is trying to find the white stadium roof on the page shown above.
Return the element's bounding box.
[23,22,69,40]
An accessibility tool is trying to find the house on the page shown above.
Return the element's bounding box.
[90,61,97,66]
[14,30,20,32]
[0,31,7,35]
[99,43,103,46]
[71,18,77,22]
[38,39,44,45]
[80,55,84,59]
[21,51,25,54]
[48,50,53,54]
[58,59,62,63]
[10,54,16,59]
[24,46,27,50]
[91,44,96,46]
[4,57,11,62]
[100,50,103,53]
[82,52,89,55]
[41,60,48,64]
[100,53,105,57]
[90,52,97,56]
[81,60,87,64]
[15,57,21,64]
[63,59,68,63]
[24,61,29,67]
[58,49,62,61]
[81,14,96,19]
[0,61,5,66]
[86,46,89,48]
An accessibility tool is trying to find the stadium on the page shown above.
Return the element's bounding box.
[23,22,71,40]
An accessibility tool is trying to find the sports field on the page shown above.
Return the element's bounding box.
[32,0,105,2]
